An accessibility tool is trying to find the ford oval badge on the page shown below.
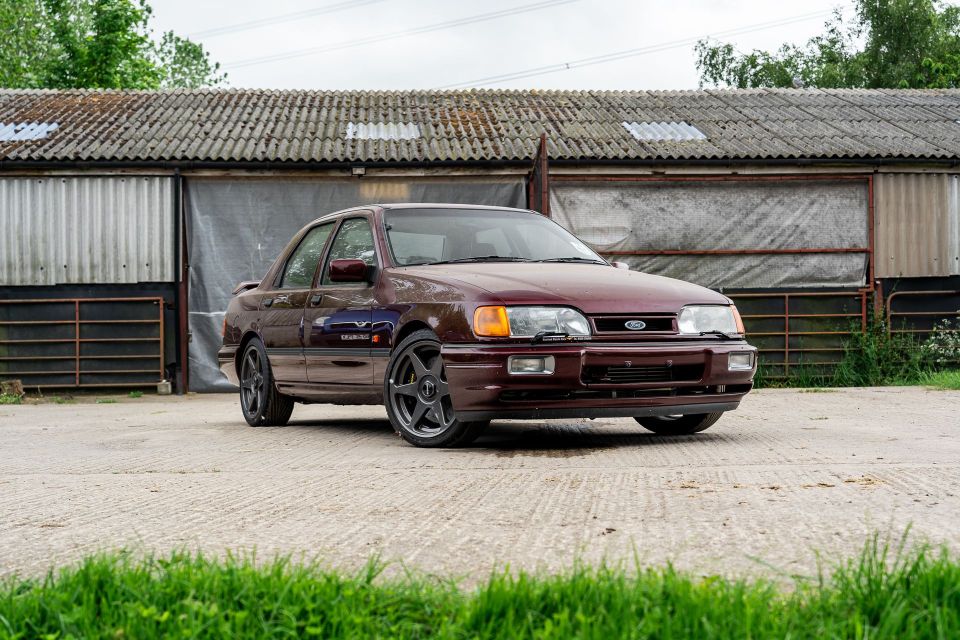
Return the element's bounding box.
[624,320,646,331]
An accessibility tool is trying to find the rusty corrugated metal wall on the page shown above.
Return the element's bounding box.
[0,176,175,285]
[875,173,960,277]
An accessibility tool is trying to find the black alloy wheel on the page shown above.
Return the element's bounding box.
[385,329,488,447]
[239,338,294,427]
[633,411,724,435]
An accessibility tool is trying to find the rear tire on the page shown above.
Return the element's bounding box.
[384,329,488,447]
[634,411,723,435]
[239,338,294,427]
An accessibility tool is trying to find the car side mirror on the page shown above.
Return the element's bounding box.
[328,258,368,282]
[232,280,260,295]
[611,261,631,270]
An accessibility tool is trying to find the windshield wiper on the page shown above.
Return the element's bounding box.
[698,330,736,340]
[429,256,532,265]
[536,257,607,265]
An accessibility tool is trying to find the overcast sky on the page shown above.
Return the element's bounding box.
[149,0,848,90]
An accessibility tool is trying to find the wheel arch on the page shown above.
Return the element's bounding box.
[391,320,433,351]
[235,330,264,377]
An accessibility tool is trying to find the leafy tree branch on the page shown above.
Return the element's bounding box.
[0,0,226,89]
[696,0,960,89]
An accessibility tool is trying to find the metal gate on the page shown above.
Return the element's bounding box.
[0,297,164,389]
[886,289,960,365]
[729,291,869,379]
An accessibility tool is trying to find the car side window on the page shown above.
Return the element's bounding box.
[321,217,377,285]
[279,222,334,288]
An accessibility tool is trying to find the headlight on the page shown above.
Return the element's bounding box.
[473,306,590,338]
[678,305,740,335]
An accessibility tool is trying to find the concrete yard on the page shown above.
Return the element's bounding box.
[1,387,957,580]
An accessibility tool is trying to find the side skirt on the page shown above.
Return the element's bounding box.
[276,381,382,405]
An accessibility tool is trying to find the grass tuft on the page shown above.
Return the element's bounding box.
[95,398,118,404]
[128,390,144,399]
[0,538,957,638]
[918,369,960,390]
[0,393,21,405]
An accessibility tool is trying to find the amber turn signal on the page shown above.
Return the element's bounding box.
[474,306,510,337]
[731,305,746,335]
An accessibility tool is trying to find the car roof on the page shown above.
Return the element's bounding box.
[306,203,538,227]
[377,203,537,213]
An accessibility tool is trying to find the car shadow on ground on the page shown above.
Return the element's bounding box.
[283,416,725,454]
[286,418,393,432]
[474,422,725,455]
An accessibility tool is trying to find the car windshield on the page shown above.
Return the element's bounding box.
[384,208,606,266]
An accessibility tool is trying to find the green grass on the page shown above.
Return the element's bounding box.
[128,390,144,399]
[753,318,955,389]
[1,538,958,639]
[95,398,118,404]
[918,369,960,390]
[0,393,21,405]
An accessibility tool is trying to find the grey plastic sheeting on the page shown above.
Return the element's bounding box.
[550,180,869,290]
[185,177,526,392]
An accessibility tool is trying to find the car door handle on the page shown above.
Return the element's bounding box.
[309,294,323,306]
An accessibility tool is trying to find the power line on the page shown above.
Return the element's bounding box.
[228,0,580,69]
[437,9,833,89]
[189,0,390,39]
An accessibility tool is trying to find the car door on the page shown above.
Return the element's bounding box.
[303,215,379,385]
[259,222,335,382]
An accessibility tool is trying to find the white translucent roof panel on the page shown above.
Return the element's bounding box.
[346,122,421,140]
[0,122,59,142]
[622,121,706,142]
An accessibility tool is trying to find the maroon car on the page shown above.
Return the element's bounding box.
[219,204,756,447]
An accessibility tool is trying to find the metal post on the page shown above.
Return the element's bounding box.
[867,174,881,318]
[74,300,80,386]
[783,294,790,377]
[527,133,551,215]
[174,171,189,394]
[538,133,550,217]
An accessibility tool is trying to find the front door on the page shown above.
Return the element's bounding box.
[303,216,378,385]
[260,221,335,382]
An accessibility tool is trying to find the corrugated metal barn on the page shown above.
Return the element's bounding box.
[1,88,959,392]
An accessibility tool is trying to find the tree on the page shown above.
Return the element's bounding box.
[695,0,960,89]
[0,0,226,89]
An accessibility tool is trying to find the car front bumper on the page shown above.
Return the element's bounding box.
[441,341,756,421]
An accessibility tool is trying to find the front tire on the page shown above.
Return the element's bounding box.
[385,329,488,447]
[634,411,723,435]
[239,338,294,427]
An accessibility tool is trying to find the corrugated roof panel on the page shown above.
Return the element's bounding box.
[345,121,421,140]
[0,176,174,285]
[0,121,59,141]
[622,121,707,142]
[4,88,960,164]
[875,173,960,277]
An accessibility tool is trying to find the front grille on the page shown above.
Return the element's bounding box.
[582,363,704,384]
[592,316,675,333]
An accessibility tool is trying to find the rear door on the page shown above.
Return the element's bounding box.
[259,222,335,382]
[303,215,379,385]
